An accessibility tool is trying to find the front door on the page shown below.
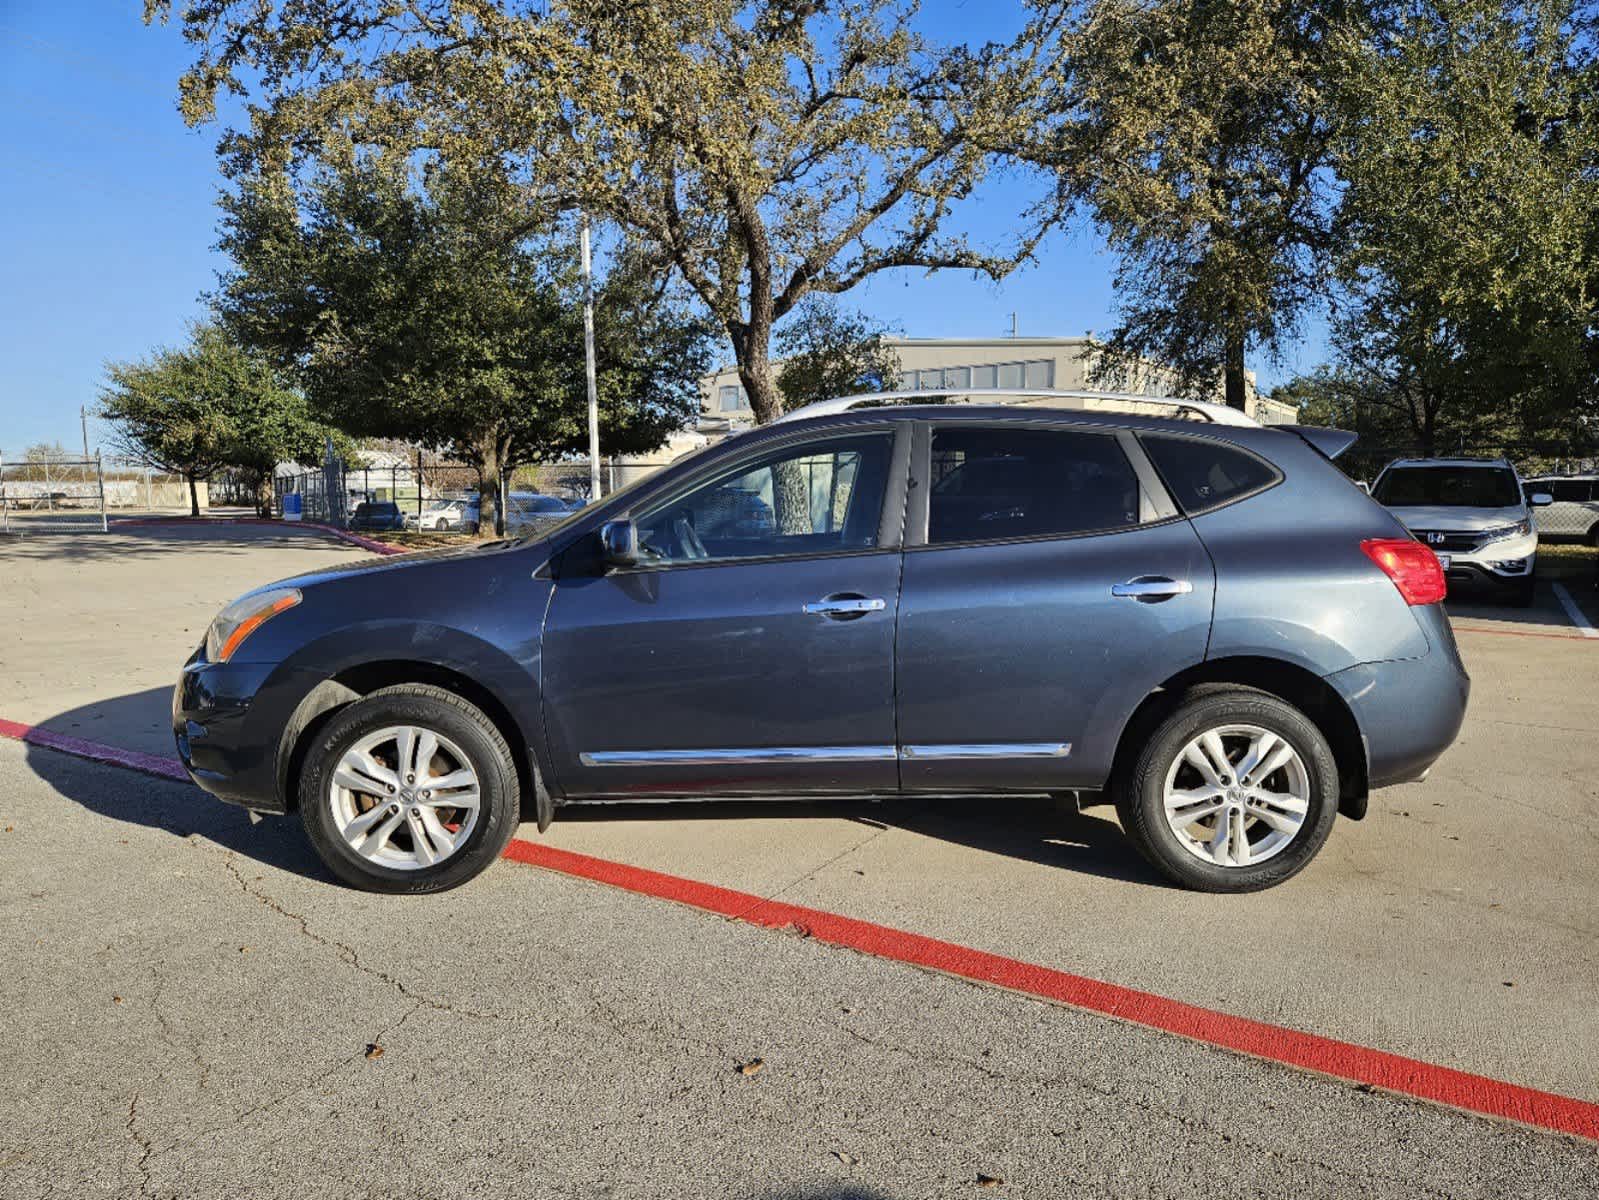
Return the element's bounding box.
[542,426,907,799]
[895,420,1216,792]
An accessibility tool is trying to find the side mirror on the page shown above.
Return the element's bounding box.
[599,519,640,566]
[1530,492,1553,507]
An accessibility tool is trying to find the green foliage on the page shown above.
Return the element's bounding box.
[1325,0,1599,453]
[146,0,1065,423]
[775,298,903,411]
[1036,0,1341,408]
[100,323,323,515]
[216,160,714,532]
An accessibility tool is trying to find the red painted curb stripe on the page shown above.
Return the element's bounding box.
[7,718,1598,1143]
[1451,624,1595,643]
[0,718,190,782]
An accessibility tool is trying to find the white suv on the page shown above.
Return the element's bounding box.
[1522,474,1599,546]
[1371,458,1551,606]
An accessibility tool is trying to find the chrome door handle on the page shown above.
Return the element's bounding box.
[1111,576,1193,601]
[802,596,887,618]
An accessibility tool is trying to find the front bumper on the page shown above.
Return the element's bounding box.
[1434,533,1538,585]
[172,652,294,812]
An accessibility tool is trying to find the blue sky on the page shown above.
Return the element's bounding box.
[0,1,1329,457]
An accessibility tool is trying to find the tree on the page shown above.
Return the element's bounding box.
[1031,0,1343,409]
[146,0,1064,424]
[217,162,713,534]
[101,323,329,516]
[1325,0,1599,455]
[775,298,903,411]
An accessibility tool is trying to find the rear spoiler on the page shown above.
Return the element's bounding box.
[1275,425,1358,461]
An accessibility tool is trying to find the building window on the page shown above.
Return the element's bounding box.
[997,362,1024,389]
[972,364,997,388]
[718,385,746,412]
[946,365,972,388]
[1023,359,1054,388]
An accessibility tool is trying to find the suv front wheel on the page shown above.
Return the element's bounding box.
[299,684,521,893]
[1116,689,1339,893]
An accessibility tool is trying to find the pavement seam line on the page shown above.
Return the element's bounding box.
[8,719,1599,1145]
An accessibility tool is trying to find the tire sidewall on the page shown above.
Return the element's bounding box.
[1122,692,1339,893]
[300,692,518,893]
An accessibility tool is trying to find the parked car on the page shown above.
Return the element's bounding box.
[347,500,408,533]
[428,496,585,537]
[1370,458,1550,606]
[1521,474,1599,545]
[175,391,1468,895]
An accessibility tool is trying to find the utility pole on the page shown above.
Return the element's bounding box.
[581,216,602,501]
[80,405,90,460]
[1009,312,1019,338]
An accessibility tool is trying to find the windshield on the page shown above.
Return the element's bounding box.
[1374,466,1521,508]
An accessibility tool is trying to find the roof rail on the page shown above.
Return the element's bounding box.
[772,388,1263,428]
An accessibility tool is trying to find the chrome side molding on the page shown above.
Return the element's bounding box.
[580,742,1072,766]
[899,743,1071,760]
[579,746,897,767]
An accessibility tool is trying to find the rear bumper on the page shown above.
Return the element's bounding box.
[1326,616,1471,790]
[172,652,305,813]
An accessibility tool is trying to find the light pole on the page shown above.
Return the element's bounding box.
[581,216,601,500]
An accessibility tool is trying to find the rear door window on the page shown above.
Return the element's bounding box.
[1139,435,1279,515]
[927,426,1142,544]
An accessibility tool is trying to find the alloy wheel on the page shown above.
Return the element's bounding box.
[1161,723,1310,868]
[327,725,481,870]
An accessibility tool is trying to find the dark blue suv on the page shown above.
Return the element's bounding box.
[173,394,1469,894]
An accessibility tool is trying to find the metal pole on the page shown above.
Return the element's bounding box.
[96,451,107,532]
[581,216,602,500]
[1,449,7,534]
[81,405,90,461]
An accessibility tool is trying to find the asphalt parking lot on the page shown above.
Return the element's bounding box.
[3,523,1597,1198]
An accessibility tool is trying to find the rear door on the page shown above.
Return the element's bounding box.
[895,420,1215,792]
[541,424,909,798]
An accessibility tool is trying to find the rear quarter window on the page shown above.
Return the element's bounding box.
[1139,434,1279,515]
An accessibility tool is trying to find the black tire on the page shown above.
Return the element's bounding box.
[1114,688,1339,893]
[299,684,521,893]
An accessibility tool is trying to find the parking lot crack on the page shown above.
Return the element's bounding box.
[214,850,515,1023]
[730,820,890,921]
[124,1092,153,1198]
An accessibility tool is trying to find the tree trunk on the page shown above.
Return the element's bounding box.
[732,313,783,425]
[254,474,273,519]
[186,473,200,517]
[1224,333,1247,412]
[478,432,513,537]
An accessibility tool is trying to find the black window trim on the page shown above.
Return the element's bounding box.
[1135,430,1284,518]
[904,416,1183,552]
[585,421,911,575]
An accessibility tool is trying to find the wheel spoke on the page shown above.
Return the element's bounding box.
[340,802,394,842]
[412,730,438,780]
[357,809,405,857]
[426,768,476,792]
[1170,800,1225,831]
[419,789,479,812]
[408,812,438,866]
[1250,805,1302,835]
[1228,808,1252,865]
[417,808,458,858]
[395,727,418,783]
[1182,745,1223,788]
[334,752,398,796]
[1253,790,1308,816]
[1245,743,1296,787]
[1199,731,1232,781]
[1233,732,1278,788]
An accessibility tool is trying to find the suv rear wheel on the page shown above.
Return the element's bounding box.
[1116,689,1339,892]
[299,684,521,893]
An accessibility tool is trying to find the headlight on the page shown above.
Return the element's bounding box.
[1481,518,1533,544]
[205,587,302,663]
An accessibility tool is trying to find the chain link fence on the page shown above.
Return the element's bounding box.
[1,454,107,532]
[272,457,668,535]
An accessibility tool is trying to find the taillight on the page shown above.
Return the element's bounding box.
[1360,538,1447,606]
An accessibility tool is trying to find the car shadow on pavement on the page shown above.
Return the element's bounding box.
[27,686,1165,889]
[23,689,333,882]
[558,793,1167,887]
